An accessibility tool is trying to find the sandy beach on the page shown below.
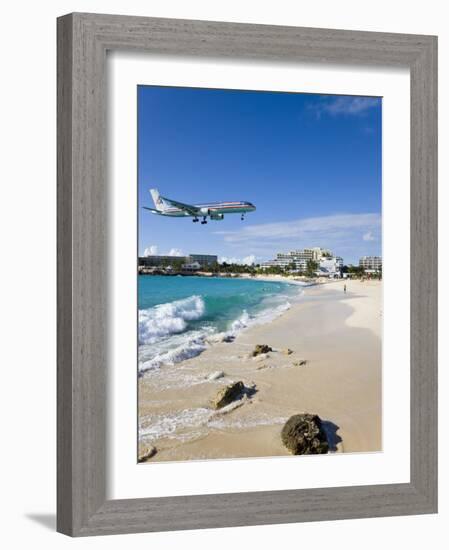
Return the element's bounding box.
[138,279,382,462]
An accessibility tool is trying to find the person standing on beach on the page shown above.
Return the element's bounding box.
[344,283,347,293]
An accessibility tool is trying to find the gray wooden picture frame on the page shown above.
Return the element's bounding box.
[57,12,438,537]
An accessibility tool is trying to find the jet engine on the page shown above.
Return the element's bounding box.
[210,213,224,220]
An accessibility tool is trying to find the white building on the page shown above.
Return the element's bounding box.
[261,247,338,272]
[188,254,218,267]
[359,256,382,271]
[260,252,308,270]
[182,261,202,271]
[318,256,343,277]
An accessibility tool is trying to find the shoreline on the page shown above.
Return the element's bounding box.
[138,279,382,462]
[138,275,304,374]
[138,270,376,285]
[138,270,319,284]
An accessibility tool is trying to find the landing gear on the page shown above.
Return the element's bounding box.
[192,217,199,223]
[201,216,208,225]
[241,214,245,221]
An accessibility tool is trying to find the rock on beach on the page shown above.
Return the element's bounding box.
[138,445,157,462]
[251,344,273,357]
[281,414,329,455]
[211,381,256,409]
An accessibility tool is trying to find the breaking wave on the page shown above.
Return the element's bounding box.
[138,289,297,375]
[139,330,211,375]
[139,295,205,345]
[223,298,292,339]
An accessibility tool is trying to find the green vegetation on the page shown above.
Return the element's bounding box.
[256,265,285,275]
[202,262,303,277]
[140,256,381,281]
[204,262,259,275]
[342,265,365,277]
[140,259,326,278]
[340,265,381,280]
[305,259,319,277]
[170,259,184,271]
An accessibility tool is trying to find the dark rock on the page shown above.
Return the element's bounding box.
[281,414,329,455]
[252,344,273,357]
[138,445,157,462]
[211,381,245,409]
[293,359,307,367]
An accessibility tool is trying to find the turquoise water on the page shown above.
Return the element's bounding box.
[138,275,304,374]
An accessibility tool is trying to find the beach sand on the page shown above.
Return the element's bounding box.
[138,279,382,462]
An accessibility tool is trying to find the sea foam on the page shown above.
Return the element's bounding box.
[139,331,210,374]
[139,405,288,444]
[139,295,205,344]
[225,298,291,337]
[138,286,298,375]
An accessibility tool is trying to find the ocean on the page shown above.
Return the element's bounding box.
[138,275,305,375]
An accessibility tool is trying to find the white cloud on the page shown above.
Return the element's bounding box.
[310,96,380,118]
[219,254,256,266]
[214,213,381,264]
[326,97,379,115]
[144,245,158,256]
[143,245,184,257]
[363,231,375,241]
[167,248,184,257]
[216,213,381,244]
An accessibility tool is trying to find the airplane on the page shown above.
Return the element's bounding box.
[143,188,256,224]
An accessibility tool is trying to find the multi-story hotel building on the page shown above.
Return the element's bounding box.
[187,254,218,267]
[261,247,335,271]
[359,256,382,271]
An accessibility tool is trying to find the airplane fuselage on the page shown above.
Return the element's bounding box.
[160,201,256,217]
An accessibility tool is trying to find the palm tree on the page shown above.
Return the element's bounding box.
[306,260,319,277]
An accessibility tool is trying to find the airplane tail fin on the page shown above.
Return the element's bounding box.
[150,188,168,211]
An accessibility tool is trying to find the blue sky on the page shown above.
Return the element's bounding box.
[138,86,382,265]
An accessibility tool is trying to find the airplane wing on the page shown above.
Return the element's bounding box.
[142,207,163,215]
[162,197,201,216]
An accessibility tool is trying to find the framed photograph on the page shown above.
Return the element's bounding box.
[57,13,437,536]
